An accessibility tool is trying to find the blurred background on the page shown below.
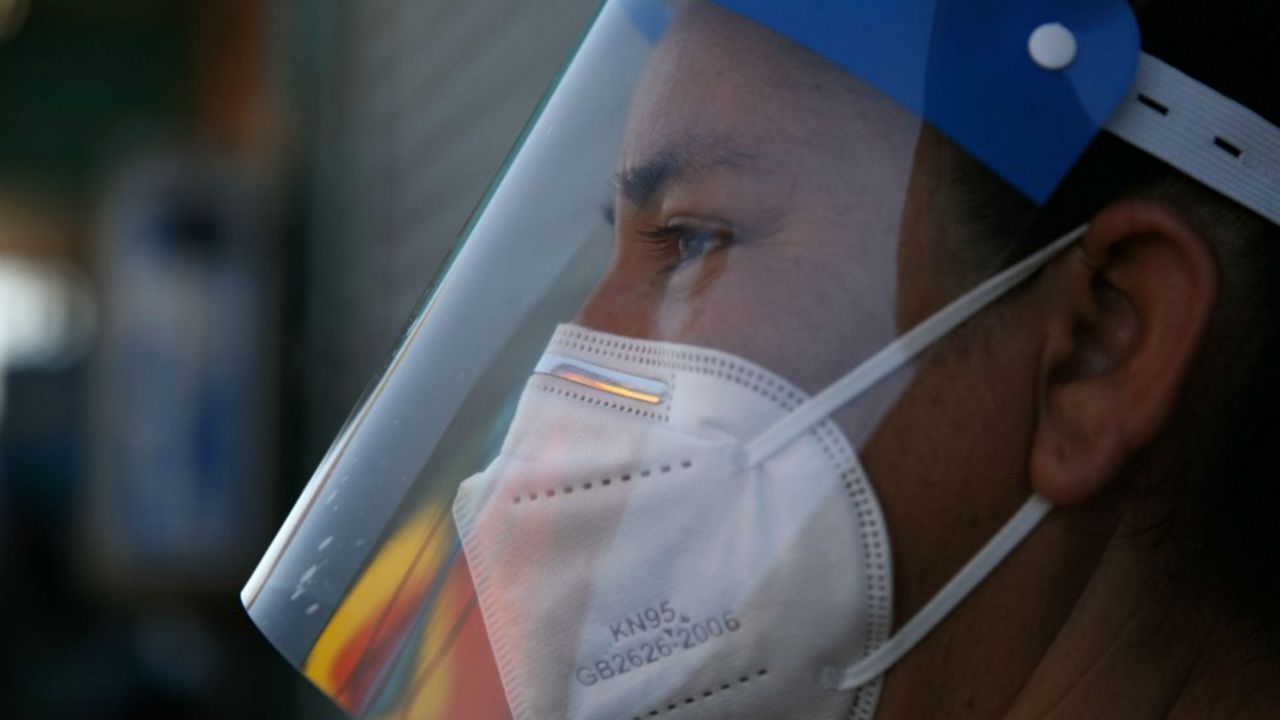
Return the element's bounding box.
[0,0,596,717]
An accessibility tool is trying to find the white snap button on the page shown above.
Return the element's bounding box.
[1028,22,1077,71]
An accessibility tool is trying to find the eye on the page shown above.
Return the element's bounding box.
[676,226,732,263]
[638,220,735,269]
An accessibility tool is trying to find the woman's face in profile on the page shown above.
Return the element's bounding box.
[576,2,940,395]
[577,6,1050,651]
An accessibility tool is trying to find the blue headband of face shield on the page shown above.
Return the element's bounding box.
[624,0,1141,204]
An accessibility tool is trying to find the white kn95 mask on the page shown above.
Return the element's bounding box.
[453,225,1085,720]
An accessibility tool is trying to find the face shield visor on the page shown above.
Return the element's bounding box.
[243,1,1154,717]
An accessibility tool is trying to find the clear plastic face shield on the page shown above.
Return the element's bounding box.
[240,0,1181,717]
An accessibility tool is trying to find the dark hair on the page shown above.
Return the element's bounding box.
[1127,0,1280,650]
[949,0,1280,648]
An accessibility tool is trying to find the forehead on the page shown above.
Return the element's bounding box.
[621,2,921,174]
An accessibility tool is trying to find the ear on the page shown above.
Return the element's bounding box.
[1030,199,1220,505]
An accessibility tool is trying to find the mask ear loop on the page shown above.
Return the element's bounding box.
[744,223,1087,468]
[822,494,1050,690]
[742,222,1088,691]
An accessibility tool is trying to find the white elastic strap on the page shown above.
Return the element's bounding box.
[743,224,1080,690]
[1106,52,1280,227]
[744,222,1087,467]
[821,493,1052,691]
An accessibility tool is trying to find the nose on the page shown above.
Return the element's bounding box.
[574,267,660,339]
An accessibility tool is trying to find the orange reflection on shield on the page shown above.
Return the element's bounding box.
[303,500,511,719]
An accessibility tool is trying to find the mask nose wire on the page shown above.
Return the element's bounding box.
[743,223,1088,468]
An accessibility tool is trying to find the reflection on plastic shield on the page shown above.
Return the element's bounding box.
[243,0,657,716]
[302,500,510,719]
[243,0,645,656]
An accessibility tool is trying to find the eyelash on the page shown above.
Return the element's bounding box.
[637,223,734,270]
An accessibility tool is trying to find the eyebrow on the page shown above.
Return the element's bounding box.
[616,140,756,210]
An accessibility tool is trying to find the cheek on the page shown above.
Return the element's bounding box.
[855,313,1040,608]
[653,237,900,391]
[865,313,1040,498]
[894,203,968,332]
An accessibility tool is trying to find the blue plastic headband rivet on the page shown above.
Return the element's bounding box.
[1028,22,1077,71]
